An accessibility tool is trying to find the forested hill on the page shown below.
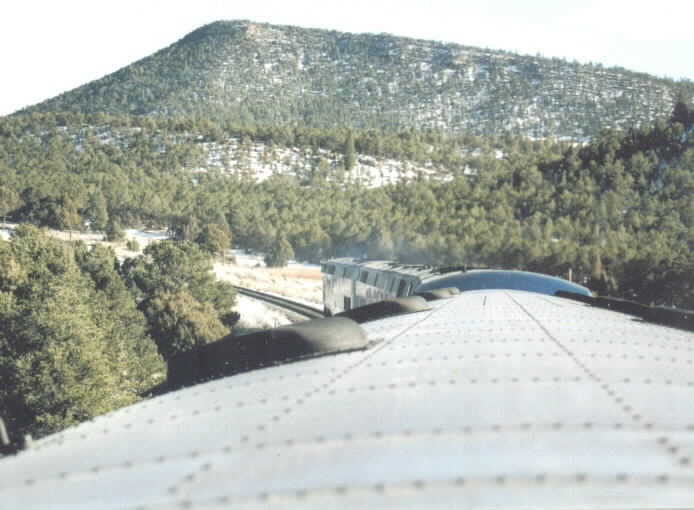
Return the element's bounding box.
[18,20,693,140]
[2,102,692,309]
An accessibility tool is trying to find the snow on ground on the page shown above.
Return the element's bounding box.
[232,249,267,267]
[114,229,169,259]
[233,295,294,331]
[213,256,322,305]
[2,223,104,244]
[0,224,166,258]
[231,249,321,271]
[123,229,168,241]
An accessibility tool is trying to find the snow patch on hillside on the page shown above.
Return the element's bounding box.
[194,138,454,187]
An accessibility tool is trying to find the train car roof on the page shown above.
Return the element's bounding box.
[322,258,592,296]
[1,290,693,508]
[418,269,593,296]
[323,258,448,278]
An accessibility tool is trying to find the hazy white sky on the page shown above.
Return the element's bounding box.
[1,0,692,116]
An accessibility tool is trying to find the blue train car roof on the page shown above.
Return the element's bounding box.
[418,269,592,297]
[322,259,592,298]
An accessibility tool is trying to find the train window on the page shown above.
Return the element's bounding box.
[360,271,369,283]
[327,265,336,275]
[397,279,407,297]
[389,277,396,293]
[344,296,351,311]
[373,273,379,287]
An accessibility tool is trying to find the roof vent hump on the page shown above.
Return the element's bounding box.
[167,317,368,389]
[337,296,430,324]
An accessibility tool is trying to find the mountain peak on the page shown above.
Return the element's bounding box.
[180,19,257,41]
[17,20,693,139]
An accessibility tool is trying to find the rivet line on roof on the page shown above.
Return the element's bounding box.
[397,326,537,337]
[363,351,571,368]
[657,435,694,468]
[569,331,693,345]
[308,376,592,395]
[244,421,682,452]
[179,473,694,504]
[573,337,690,348]
[391,336,556,349]
[585,353,694,365]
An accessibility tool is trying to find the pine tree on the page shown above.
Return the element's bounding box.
[85,191,109,232]
[0,186,20,229]
[343,130,356,171]
[264,234,295,268]
[195,223,232,259]
[105,218,125,242]
[143,290,228,360]
[54,194,82,238]
[671,91,693,128]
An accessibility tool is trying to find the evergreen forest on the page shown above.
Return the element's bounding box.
[1,100,692,307]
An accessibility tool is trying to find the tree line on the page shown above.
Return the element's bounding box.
[0,99,692,309]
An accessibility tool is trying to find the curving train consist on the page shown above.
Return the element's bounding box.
[321,257,592,315]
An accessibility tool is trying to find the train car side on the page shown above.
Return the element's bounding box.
[322,259,421,315]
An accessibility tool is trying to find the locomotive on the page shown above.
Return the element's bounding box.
[321,257,592,315]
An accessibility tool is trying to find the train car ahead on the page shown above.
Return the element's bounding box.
[321,258,592,315]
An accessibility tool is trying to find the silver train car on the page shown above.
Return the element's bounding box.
[1,286,692,508]
[321,258,592,315]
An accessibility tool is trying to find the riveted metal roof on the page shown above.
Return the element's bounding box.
[1,290,693,508]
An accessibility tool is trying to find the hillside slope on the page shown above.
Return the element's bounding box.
[20,20,692,139]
